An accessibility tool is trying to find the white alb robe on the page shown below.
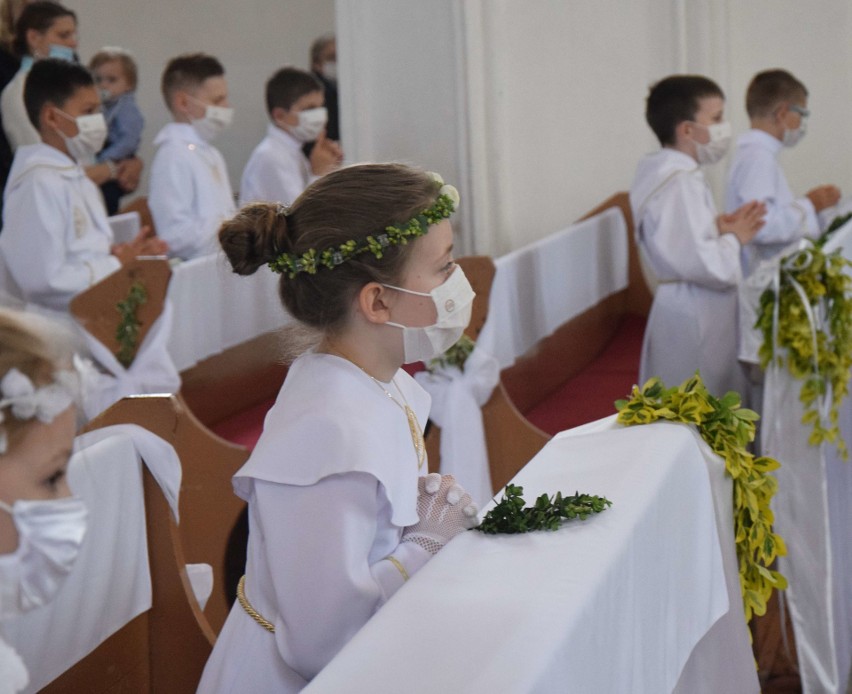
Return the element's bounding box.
[148,123,235,260]
[0,143,120,311]
[239,124,318,206]
[197,353,433,693]
[724,128,819,276]
[630,148,746,399]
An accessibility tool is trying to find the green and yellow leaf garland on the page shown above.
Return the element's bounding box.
[615,374,786,623]
[755,244,852,457]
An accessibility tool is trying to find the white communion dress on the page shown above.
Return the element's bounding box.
[197,352,432,693]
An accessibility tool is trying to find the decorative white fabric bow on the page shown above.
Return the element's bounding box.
[414,346,499,506]
[0,368,79,454]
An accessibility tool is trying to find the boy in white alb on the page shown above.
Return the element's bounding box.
[630,75,765,398]
[725,69,841,276]
[240,66,341,206]
[0,59,164,312]
[149,53,235,260]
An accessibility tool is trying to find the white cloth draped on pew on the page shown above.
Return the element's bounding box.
[744,221,852,694]
[75,302,181,420]
[306,417,757,694]
[167,252,291,371]
[0,426,183,692]
[475,206,629,370]
[414,347,500,506]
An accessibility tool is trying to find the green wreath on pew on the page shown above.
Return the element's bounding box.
[615,374,787,624]
[754,244,852,458]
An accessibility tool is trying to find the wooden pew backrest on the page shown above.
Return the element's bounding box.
[69,257,172,367]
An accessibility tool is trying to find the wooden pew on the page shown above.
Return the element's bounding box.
[41,394,248,693]
[69,256,172,368]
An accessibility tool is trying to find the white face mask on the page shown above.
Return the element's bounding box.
[0,496,87,619]
[693,121,731,166]
[189,96,234,142]
[321,61,337,82]
[55,111,107,165]
[384,266,475,364]
[783,120,807,148]
[287,107,328,143]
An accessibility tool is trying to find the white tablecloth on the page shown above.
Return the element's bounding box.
[475,206,629,370]
[307,417,757,694]
[167,252,292,371]
[0,426,183,693]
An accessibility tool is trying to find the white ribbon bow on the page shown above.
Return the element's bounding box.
[415,346,500,506]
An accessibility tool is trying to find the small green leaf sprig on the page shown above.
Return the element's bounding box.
[115,281,147,367]
[427,334,476,373]
[475,483,612,534]
[268,190,458,278]
[755,245,852,457]
[615,374,787,624]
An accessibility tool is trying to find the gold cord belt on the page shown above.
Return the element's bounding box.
[237,575,275,633]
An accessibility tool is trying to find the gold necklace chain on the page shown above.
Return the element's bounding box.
[325,346,426,470]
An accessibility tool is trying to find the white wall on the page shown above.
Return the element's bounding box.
[339,0,852,256]
[72,0,336,195]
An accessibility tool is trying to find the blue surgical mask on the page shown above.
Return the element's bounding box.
[48,44,76,63]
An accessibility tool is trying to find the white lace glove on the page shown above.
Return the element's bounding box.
[401,473,479,555]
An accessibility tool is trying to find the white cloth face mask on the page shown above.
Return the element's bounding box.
[693,121,731,166]
[56,111,107,165]
[288,107,328,143]
[0,496,87,619]
[321,61,337,82]
[384,266,476,364]
[783,120,807,148]
[189,97,234,142]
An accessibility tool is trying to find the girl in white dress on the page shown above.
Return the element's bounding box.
[198,163,479,692]
[0,309,87,694]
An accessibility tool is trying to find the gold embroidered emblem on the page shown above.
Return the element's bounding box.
[73,207,86,238]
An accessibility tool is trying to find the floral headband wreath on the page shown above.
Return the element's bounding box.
[0,366,80,454]
[267,172,461,279]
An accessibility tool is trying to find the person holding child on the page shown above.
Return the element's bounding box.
[0,59,166,312]
[0,307,87,693]
[725,69,841,276]
[239,66,342,206]
[149,52,235,260]
[197,164,478,692]
[89,47,144,215]
[630,75,766,398]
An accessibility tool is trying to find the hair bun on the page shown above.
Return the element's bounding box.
[219,203,290,276]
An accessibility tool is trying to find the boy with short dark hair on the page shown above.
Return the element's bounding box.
[149,52,235,259]
[0,58,164,311]
[725,69,840,275]
[630,74,765,398]
[239,66,342,206]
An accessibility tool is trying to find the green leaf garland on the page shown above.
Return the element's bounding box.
[755,244,852,457]
[115,281,147,368]
[427,334,476,373]
[615,374,787,623]
[475,483,611,534]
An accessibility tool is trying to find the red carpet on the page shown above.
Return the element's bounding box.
[211,397,276,450]
[524,315,646,435]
